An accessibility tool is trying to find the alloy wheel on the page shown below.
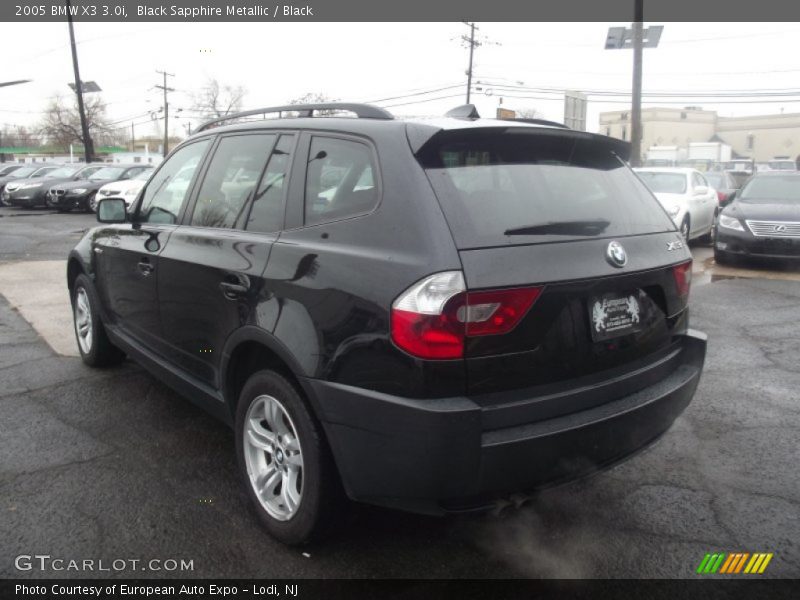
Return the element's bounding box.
[243,394,304,521]
[74,287,93,354]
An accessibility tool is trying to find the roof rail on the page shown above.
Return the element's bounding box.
[500,117,570,129]
[195,103,394,133]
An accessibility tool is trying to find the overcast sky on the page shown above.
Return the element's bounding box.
[3,21,800,140]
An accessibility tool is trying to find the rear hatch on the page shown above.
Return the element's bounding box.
[416,125,691,395]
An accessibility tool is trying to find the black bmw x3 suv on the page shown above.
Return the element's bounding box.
[67,103,707,544]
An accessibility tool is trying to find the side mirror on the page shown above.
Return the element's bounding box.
[694,185,709,196]
[97,198,127,223]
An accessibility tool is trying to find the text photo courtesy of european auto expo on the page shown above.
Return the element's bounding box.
[1,1,799,598]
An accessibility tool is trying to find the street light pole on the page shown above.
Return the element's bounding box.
[65,0,93,163]
[630,0,644,167]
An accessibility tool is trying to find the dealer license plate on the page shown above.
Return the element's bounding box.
[589,291,642,342]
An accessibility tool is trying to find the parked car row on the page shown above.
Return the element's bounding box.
[0,163,153,212]
[633,164,800,264]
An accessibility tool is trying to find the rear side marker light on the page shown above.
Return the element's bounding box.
[673,261,692,299]
[391,271,542,360]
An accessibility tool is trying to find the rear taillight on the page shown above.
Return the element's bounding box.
[391,271,542,359]
[717,191,727,204]
[672,261,692,299]
[459,287,542,336]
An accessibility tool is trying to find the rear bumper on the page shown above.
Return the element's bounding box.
[304,330,707,515]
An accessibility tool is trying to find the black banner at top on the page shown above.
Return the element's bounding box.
[4,0,800,22]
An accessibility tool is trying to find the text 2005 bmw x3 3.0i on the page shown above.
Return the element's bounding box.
[67,103,707,544]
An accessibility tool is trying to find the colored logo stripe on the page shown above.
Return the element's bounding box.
[698,552,774,575]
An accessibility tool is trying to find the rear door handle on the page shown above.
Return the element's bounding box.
[220,275,250,298]
[137,259,154,276]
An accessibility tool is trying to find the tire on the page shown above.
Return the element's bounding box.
[235,370,345,545]
[86,193,97,213]
[680,216,691,242]
[72,274,126,367]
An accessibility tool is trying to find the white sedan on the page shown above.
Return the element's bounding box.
[634,167,718,242]
[92,168,153,211]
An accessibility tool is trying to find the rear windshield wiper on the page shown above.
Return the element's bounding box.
[504,219,611,236]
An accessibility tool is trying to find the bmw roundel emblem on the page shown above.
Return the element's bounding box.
[606,241,627,268]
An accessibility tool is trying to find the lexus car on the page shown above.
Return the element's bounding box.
[634,167,718,242]
[715,171,800,264]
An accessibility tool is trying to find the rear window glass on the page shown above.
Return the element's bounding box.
[636,171,688,194]
[419,130,674,248]
[740,175,800,202]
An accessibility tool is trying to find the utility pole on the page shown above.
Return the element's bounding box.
[459,23,498,105]
[66,0,94,163]
[130,122,135,152]
[464,22,477,104]
[630,0,644,167]
[155,70,174,157]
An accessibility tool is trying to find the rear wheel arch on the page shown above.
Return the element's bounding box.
[67,257,86,298]
[222,330,311,418]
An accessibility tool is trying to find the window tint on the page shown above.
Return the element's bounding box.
[305,137,377,226]
[190,134,276,229]
[419,132,675,249]
[140,139,210,224]
[246,134,294,233]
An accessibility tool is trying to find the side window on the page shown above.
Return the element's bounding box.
[304,137,378,226]
[190,134,276,229]
[139,140,211,224]
[246,134,295,233]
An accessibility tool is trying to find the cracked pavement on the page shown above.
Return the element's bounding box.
[0,211,798,579]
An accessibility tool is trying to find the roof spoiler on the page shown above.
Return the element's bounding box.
[445,104,481,119]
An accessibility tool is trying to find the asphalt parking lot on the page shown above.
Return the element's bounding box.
[1,208,799,579]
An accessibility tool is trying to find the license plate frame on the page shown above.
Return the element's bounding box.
[589,290,643,342]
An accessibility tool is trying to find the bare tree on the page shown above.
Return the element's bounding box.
[288,92,340,116]
[1,124,38,148]
[38,95,117,150]
[288,92,338,105]
[192,78,247,120]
